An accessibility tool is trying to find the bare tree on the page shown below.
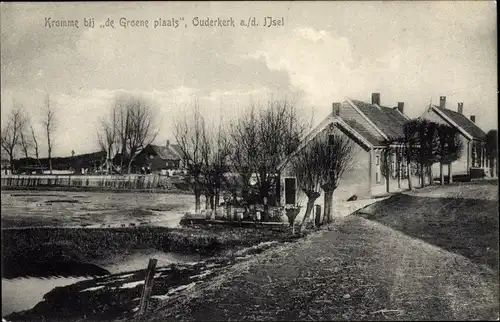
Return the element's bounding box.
[42,94,57,174]
[229,105,260,208]
[104,94,159,174]
[1,105,24,172]
[125,98,158,173]
[289,142,322,232]
[436,124,464,184]
[30,124,40,165]
[314,131,355,225]
[18,111,33,162]
[400,119,439,188]
[398,120,420,190]
[97,103,119,174]
[174,104,205,213]
[230,98,309,208]
[422,120,440,186]
[380,145,394,193]
[200,117,231,213]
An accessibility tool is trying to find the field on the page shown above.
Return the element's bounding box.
[0,190,195,228]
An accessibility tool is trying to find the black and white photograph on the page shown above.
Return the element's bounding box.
[1,1,498,321]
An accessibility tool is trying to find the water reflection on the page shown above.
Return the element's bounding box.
[1,250,201,317]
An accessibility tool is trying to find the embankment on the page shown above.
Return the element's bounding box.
[2,225,295,279]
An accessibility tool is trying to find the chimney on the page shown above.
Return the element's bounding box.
[439,96,446,109]
[166,140,170,147]
[332,102,341,116]
[470,115,476,123]
[397,102,405,114]
[457,102,464,115]
[371,93,380,105]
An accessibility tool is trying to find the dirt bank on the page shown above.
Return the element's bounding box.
[2,225,296,279]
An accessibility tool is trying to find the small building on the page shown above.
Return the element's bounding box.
[133,141,185,174]
[420,96,489,178]
[278,93,421,219]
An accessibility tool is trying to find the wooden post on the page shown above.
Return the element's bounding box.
[138,258,157,316]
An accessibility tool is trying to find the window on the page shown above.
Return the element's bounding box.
[376,156,380,166]
[376,172,380,184]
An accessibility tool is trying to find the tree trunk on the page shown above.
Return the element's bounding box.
[407,161,413,190]
[127,160,133,174]
[385,170,390,193]
[322,189,334,225]
[439,162,444,185]
[204,194,210,210]
[300,195,319,233]
[428,165,433,186]
[385,153,390,193]
[48,131,53,174]
[35,147,40,165]
[210,195,215,210]
[9,154,14,174]
[48,156,52,174]
[194,190,201,213]
[214,190,220,214]
[397,153,401,190]
[448,162,453,184]
[420,163,425,188]
[259,168,269,204]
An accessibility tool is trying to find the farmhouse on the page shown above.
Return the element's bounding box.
[132,141,185,174]
[278,93,421,213]
[420,96,489,179]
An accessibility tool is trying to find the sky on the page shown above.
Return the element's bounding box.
[1,1,497,158]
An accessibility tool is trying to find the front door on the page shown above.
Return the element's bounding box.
[285,177,296,205]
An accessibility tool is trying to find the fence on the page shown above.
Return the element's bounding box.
[0,174,185,191]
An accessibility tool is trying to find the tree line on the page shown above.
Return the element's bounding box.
[173,99,311,214]
[1,93,56,173]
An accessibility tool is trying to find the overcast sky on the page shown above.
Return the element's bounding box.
[1,1,497,158]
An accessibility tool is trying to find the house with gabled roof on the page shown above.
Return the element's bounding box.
[277,93,420,215]
[420,96,489,178]
[133,140,186,174]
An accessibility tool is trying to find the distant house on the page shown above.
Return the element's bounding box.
[133,141,185,174]
[420,96,489,178]
[278,93,420,212]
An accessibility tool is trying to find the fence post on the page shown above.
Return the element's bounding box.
[138,258,157,316]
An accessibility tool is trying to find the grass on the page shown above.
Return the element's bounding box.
[355,181,499,269]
